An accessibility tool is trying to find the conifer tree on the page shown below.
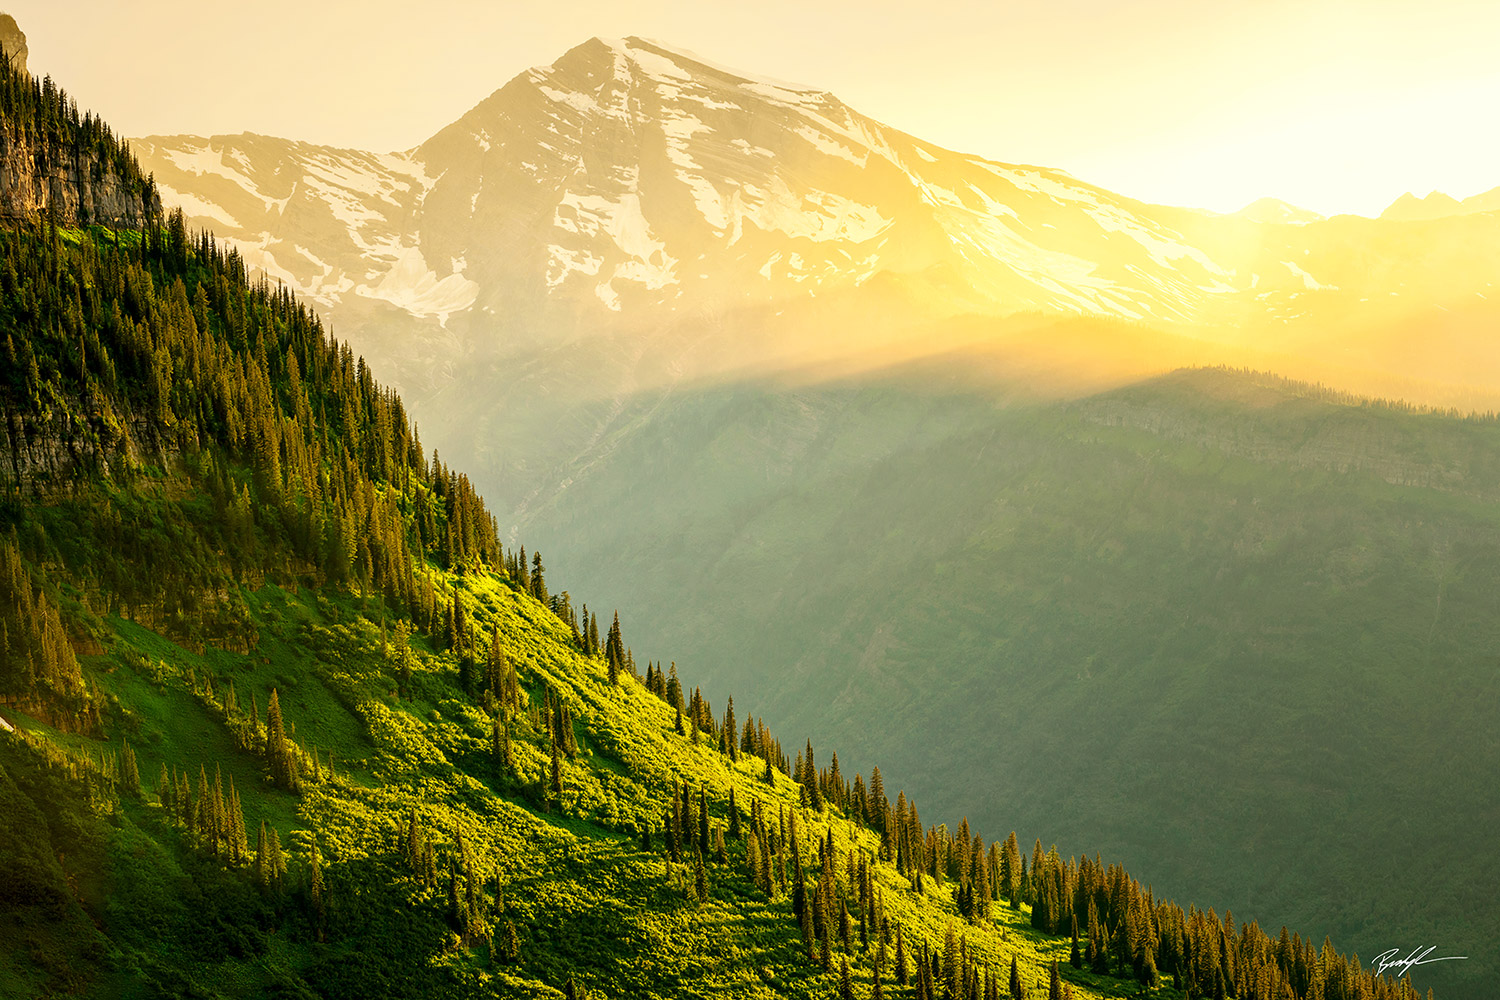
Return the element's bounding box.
[309,840,326,941]
[255,821,270,889]
[503,920,520,963]
[263,688,299,792]
[549,737,563,801]
[119,737,141,796]
[605,611,623,684]
[530,551,546,605]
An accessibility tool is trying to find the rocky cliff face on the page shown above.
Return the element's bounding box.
[0,12,26,78]
[0,124,160,226]
[0,13,158,226]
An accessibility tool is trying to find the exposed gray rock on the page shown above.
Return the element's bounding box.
[0,124,160,226]
[0,12,26,78]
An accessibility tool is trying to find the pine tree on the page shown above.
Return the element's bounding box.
[549,737,563,801]
[119,737,141,796]
[266,826,285,891]
[264,688,299,792]
[1010,955,1024,1000]
[309,839,326,941]
[605,611,623,685]
[255,821,270,889]
[1048,959,1061,1000]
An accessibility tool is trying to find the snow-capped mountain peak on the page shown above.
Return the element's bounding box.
[130,35,1358,389]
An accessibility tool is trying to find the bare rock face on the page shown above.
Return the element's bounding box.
[0,125,161,225]
[0,12,159,226]
[0,13,26,77]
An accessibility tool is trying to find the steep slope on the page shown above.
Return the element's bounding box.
[0,55,158,226]
[0,58,1428,1000]
[514,361,1499,1000]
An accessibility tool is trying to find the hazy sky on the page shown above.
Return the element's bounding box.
[8,0,1500,217]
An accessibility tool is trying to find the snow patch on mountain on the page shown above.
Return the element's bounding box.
[547,245,605,289]
[161,144,283,212]
[358,247,479,321]
[1282,260,1333,291]
[154,179,241,229]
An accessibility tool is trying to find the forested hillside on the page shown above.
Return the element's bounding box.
[0,53,1434,1000]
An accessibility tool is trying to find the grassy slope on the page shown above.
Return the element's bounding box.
[1,553,1156,1000]
[518,364,1500,1000]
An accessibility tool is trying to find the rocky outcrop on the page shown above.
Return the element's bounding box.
[0,13,158,227]
[0,403,175,497]
[0,124,160,227]
[0,13,26,78]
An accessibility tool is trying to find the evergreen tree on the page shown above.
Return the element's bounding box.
[549,737,563,801]
[255,821,270,889]
[309,840,326,941]
[605,611,624,685]
[263,688,300,792]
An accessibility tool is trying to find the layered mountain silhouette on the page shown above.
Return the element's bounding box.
[1381,185,1500,222]
[133,35,1500,409]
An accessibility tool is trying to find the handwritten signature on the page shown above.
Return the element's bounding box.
[1372,947,1467,979]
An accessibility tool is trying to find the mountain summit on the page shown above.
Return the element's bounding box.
[411,35,1239,324]
[132,35,1279,376]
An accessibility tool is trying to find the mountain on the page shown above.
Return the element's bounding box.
[1381,185,1500,221]
[132,36,1500,411]
[134,35,1244,344]
[0,12,25,77]
[0,47,1427,1000]
[125,33,1500,1000]
[1230,197,1323,225]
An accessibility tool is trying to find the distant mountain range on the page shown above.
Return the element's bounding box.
[1381,185,1500,221]
[131,36,1500,412]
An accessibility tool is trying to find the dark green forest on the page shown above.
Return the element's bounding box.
[0,54,1437,1000]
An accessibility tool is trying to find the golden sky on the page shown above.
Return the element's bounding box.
[9,0,1500,217]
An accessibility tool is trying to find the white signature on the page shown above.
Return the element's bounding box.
[1372,947,1467,979]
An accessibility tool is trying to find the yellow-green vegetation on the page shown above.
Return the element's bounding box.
[1,550,1420,1000]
